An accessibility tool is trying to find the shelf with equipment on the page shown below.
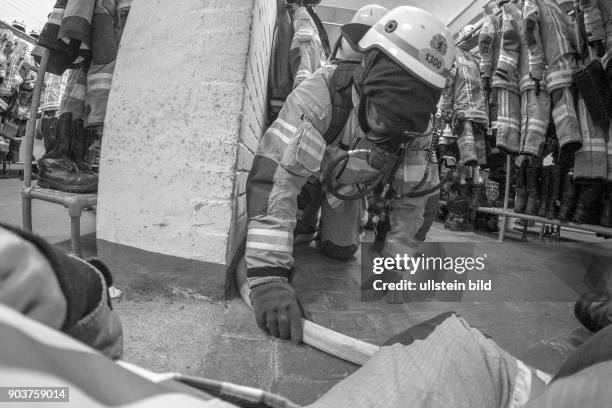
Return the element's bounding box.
[441,156,612,242]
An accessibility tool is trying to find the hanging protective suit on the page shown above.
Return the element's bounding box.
[575,0,612,182]
[479,2,521,154]
[439,47,488,166]
[523,0,582,153]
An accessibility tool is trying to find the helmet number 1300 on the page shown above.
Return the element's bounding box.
[424,53,442,70]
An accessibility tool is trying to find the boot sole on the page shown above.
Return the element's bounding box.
[37,179,97,194]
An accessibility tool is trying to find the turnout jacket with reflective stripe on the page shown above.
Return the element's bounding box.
[579,0,612,66]
[479,9,520,93]
[290,6,326,89]
[522,0,577,92]
[0,54,29,97]
[439,48,489,124]
[245,64,436,287]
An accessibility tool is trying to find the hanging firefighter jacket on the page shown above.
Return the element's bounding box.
[289,6,327,89]
[497,0,552,157]
[479,3,521,154]
[580,0,612,60]
[523,0,582,152]
[85,0,131,127]
[36,0,95,76]
[37,0,131,127]
[438,48,488,165]
[573,0,612,182]
[268,2,328,124]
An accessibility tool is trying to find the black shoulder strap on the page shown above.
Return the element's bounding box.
[322,61,362,144]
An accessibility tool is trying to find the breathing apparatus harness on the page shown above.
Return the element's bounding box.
[322,111,449,242]
[323,110,449,202]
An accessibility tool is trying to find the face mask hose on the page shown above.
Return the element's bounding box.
[323,149,386,201]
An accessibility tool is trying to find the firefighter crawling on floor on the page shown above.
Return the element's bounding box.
[244,6,456,342]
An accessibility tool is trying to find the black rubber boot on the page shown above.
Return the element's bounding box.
[444,200,454,229]
[449,199,472,231]
[514,159,528,213]
[545,165,561,220]
[470,183,485,210]
[41,117,59,153]
[524,166,541,215]
[558,172,578,221]
[574,291,612,332]
[458,182,471,200]
[7,138,21,163]
[537,166,551,218]
[600,184,612,228]
[572,184,604,224]
[37,113,98,193]
[71,119,96,174]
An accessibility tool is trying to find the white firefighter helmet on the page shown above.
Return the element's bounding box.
[359,6,456,89]
[29,30,40,40]
[457,24,476,44]
[351,4,389,26]
[340,5,389,52]
[11,20,26,33]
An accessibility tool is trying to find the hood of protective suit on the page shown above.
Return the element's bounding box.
[358,50,442,137]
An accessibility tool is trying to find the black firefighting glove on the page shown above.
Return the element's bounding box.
[592,40,606,58]
[250,281,303,343]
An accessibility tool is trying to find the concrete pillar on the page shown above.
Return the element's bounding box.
[96,0,275,299]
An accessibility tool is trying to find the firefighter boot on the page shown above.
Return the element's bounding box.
[524,166,541,215]
[600,184,612,228]
[470,183,485,210]
[514,159,528,213]
[545,165,561,220]
[41,117,59,153]
[558,172,578,221]
[574,291,612,332]
[444,199,454,229]
[38,113,98,193]
[572,184,604,224]
[449,198,472,232]
[71,119,96,174]
[537,166,551,218]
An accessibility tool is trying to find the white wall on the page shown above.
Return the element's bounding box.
[97,0,275,274]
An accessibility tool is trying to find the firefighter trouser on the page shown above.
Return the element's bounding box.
[59,68,87,120]
[574,96,609,182]
[319,190,435,261]
[414,193,439,242]
[473,123,488,167]
[457,121,487,167]
[608,125,612,181]
[318,193,362,260]
[458,120,477,166]
[520,88,550,156]
[552,87,582,152]
[381,193,434,260]
[495,87,521,153]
